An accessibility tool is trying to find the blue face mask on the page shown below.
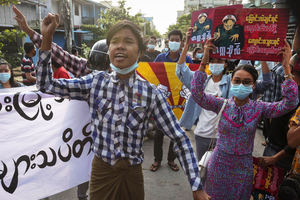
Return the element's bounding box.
[164,48,169,52]
[168,41,181,52]
[0,72,10,83]
[230,84,253,100]
[147,44,155,50]
[110,62,139,75]
[209,63,224,76]
[196,53,203,59]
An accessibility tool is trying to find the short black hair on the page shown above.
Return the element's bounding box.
[168,30,183,41]
[232,64,258,83]
[71,47,78,55]
[106,20,145,52]
[24,42,35,54]
[150,36,157,40]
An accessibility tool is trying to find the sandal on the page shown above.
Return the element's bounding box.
[150,162,161,172]
[168,162,179,172]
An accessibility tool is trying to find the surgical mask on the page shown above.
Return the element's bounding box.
[0,72,10,83]
[147,44,155,50]
[209,63,224,76]
[230,84,253,100]
[110,62,139,75]
[196,53,203,59]
[164,48,169,52]
[168,41,181,52]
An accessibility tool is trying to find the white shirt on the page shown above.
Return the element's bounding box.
[194,77,221,138]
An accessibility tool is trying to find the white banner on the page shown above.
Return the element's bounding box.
[0,87,93,200]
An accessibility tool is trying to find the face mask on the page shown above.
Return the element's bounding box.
[147,44,155,50]
[110,62,139,75]
[230,84,253,100]
[196,53,203,59]
[254,61,260,66]
[209,63,224,76]
[0,72,10,83]
[168,41,181,52]
[164,48,169,52]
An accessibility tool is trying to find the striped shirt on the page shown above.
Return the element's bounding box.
[21,55,36,85]
[37,50,203,191]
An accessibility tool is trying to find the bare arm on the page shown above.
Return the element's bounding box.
[13,5,35,38]
[261,61,270,74]
[287,124,300,148]
[293,26,300,51]
[25,73,36,82]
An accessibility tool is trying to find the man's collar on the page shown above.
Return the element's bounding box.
[111,71,143,87]
[166,51,180,61]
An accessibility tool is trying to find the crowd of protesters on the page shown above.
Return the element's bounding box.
[0,1,299,200]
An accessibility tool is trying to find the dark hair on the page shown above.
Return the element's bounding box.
[168,30,183,41]
[71,47,78,55]
[24,42,35,54]
[150,36,157,41]
[106,20,145,52]
[231,64,258,82]
[52,60,61,69]
[193,47,202,58]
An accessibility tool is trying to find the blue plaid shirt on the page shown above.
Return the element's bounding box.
[263,64,285,102]
[36,50,202,191]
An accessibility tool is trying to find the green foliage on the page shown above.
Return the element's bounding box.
[0,0,19,6]
[97,0,161,39]
[81,24,105,45]
[0,29,26,67]
[166,13,192,38]
[81,43,91,59]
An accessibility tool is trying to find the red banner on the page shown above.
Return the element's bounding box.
[211,8,289,62]
[191,6,289,62]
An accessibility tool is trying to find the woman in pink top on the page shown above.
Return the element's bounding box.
[190,39,298,199]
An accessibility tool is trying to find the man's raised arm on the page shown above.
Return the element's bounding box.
[13,5,91,77]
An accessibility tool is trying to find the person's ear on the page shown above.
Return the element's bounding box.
[252,83,256,91]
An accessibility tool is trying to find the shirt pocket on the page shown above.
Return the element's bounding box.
[97,98,113,123]
[126,104,147,130]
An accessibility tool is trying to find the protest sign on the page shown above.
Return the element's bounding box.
[190,5,243,44]
[211,8,289,62]
[191,6,289,62]
[0,90,93,200]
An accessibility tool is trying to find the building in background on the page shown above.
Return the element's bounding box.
[0,0,111,63]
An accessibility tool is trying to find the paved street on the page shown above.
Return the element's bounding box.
[45,127,265,200]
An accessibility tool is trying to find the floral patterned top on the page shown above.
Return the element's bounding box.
[191,71,298,155]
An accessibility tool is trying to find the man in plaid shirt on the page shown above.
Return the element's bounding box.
[32,11,210,200]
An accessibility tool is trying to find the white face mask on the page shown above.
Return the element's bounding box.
[110,61,139,75]
[168,41,181,52]
[209,63,225,76]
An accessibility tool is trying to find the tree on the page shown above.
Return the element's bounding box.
[96,0,161,39]
[166,13,192,37]
[0,29,26,67]
[166,7,197,37]
[62,0,73,52]
[0,0,19,6]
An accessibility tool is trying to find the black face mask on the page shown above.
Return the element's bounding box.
[88,50,110,71]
